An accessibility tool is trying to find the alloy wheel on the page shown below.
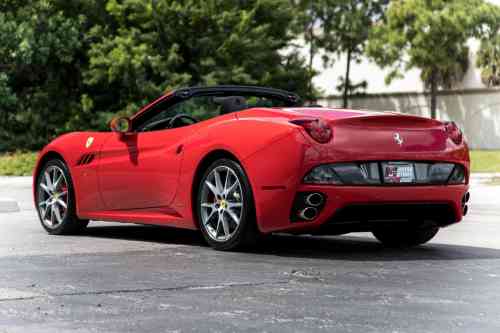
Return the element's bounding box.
[200,165,244,242]
[37,165,69,229]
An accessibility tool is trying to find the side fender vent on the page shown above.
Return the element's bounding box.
[77,153,96,166]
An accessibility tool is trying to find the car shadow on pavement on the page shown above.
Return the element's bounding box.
[81,224,500,262]
[82,224,207,247]
[252,234,500,262]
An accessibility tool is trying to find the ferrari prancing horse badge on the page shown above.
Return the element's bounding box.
[86,137,94,148]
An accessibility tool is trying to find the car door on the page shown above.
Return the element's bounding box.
[97,94,221,211]
[97,128,188,211]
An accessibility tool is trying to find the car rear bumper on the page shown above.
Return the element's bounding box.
[257,184,469,234]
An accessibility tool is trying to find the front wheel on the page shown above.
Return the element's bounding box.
[372,224,439,247]
[35,159,88,235]
[196,159,259,251]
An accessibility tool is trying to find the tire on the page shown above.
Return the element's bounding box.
[35,159,88,235]
[196,158,259,251]
[372,224,439,248]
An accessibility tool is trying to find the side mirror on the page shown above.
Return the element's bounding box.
[110,117,132,134]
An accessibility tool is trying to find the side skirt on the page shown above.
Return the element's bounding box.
[78,208,198,230]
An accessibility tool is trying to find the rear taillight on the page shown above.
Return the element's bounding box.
[444,121,463,145]
[291,118,332,144]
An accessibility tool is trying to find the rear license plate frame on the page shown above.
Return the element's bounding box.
[382,162,416,184]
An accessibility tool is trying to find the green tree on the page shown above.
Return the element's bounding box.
[0,0,97,150]
[84,0,313,117]
[294,0,324,100]
[295,0,387,106]
[321,0,388,108]
[367,0,498,119]
[0,0,314,151]
[476,6,500,87]
[478,32,500,87]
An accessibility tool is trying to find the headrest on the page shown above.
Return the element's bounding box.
[214,96,248,114]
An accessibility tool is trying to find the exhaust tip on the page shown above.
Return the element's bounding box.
[305,193,324,207]
[463,205,468,216]
[461,192,470,209]
[299,207,318,221]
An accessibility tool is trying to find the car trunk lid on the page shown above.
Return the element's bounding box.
[286,108,448,154]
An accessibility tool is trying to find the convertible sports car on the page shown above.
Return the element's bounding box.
[33,85,470,250]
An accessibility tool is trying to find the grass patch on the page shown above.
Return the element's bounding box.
[487,177,500,186]
[470,150,500,173]
[0,151,38,176]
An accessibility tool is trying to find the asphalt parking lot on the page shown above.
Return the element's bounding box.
[0,176,499,332]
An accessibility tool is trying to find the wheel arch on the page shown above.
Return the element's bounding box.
[32,150,69,209]
[34,151,66,179]
[190,149,258,230]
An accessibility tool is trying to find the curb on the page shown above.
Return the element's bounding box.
[0,199,20,213]
[470,173,500,180]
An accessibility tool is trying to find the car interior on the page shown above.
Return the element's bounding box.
[135,95,285,132]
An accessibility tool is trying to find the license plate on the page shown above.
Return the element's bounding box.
[383,163,415,183]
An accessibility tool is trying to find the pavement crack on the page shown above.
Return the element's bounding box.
[0,296,40,302]
[0,280,289,303]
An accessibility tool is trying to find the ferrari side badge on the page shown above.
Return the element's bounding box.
[86,137,94,148]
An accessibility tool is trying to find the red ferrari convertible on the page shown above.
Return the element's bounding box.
[33,86,470,250]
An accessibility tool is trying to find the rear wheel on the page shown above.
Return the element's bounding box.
[196,159,259,250]
[372,224,439,247]
[35,159,88,235]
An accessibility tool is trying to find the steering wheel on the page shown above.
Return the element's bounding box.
[167,114,198,129]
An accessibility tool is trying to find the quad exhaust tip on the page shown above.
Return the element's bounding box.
[462,192,470,205]
[461,192,470,216]
[292,192,325,222]
[299,207,318,221]
[305,193,324,207]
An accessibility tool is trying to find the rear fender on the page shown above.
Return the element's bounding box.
[172,118,300,231]
[242,130,309,232]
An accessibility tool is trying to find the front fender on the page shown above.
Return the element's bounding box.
[32,132,108,215]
